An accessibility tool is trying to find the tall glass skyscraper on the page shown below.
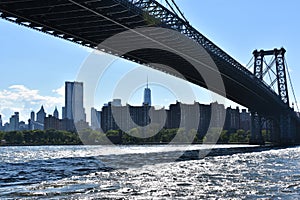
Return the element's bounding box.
[143,80,151,106]
[65,81,86,123]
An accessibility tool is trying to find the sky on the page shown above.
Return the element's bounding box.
[1,0,300,123]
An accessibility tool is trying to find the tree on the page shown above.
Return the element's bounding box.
[203,128,222,144]
[262,129,271,143]
[229,129,250,143]
[219,130,229,143]
[4,131,24,144]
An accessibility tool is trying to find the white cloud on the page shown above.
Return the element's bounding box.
[0,85,64,123]
[52,85,64,97]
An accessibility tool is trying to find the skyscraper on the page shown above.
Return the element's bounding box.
[91,107,101,130]
[9,112,19,131]
[143,79,151,106]
[0,115,2,130]
[35,105,46,130]
[36,105,46,124]
[30,111,35,122]
[64,81,86,123]
[53,107,59,119]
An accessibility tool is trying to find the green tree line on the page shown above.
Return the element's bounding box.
[0,128,271,146]
[0,130,82,145]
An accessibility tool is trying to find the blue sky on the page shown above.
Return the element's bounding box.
[1,0,300,123]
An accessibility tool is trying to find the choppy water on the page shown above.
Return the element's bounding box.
[1,145,300,199]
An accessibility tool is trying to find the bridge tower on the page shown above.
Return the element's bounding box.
[253,48,289,105]
[251,48,296,145]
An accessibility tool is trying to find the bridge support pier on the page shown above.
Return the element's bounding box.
[279,111,296,145]
[249,112,265,145]
[269,118,280,144]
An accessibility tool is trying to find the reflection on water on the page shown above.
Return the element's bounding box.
[1,145,300,199]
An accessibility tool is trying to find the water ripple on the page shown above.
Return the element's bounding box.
[1,145,300,199]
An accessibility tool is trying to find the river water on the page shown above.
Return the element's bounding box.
[1,145,300,199]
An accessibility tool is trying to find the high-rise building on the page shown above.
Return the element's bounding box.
[9,112,19,131]
[111,99,122,107]
[166,101,200,133]
[0,115,3,130]
[240,109,251,131]
[35,105,46,130]
[64,81,86,123]
[53,107,59,119]
[143,79,151,106]
[199,104,211,137]
[30,111,35,121]
[62,107,65,119]
[91,107,101,130]
[224,106,240,131]
[210,102,226,128]
[19,121,28,131]
[36,105,46,124]
[0,114,2,126]
[28,111,35,130]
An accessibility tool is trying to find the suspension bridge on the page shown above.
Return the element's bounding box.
[1,0,299,145]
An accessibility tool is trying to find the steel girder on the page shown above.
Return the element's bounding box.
[0,0,295,116]
[129,0,283,111]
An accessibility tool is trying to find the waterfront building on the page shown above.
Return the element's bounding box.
[62,107,66,119]
[165,101,181,129]
[225,106,240,131]
[64,81,86,123]
[101,101,164,133]
[35,105,46,130]
[210,102,226,128]
[240,109,251,131]
[91,107,101,130]
[4,122,9,132]
[30,111,35,122]
[28,111,35,130]
[111,99,122,107]
[198,104,211,137]
[44,115,77,132]
[19,121,27,131]
[9,112,19,131]
[36,106,46,124]
[129,104,151,127]
[44,115,60,130]
[0,115,2,130]
[166,101,201,134]
[101,102,118,132]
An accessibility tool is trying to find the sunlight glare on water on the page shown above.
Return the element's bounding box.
[1,145,300,199]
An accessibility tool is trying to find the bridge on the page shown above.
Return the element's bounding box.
[1,0,299,145]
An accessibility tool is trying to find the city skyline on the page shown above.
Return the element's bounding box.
[0,79,240,124]
[0,78,251,135]
[1,1,300,123]
[1,2,300,198]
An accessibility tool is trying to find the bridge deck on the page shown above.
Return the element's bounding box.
[0,0,292,116]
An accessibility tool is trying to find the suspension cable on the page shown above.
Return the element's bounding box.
[262,56,277,77]
[169,0,189,24]
[164,0,179,18]
[163,0,189,24]
[262,57,276,91]
[246,56,253,69]
[284,58,299,112]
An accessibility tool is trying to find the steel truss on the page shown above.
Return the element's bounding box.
[253,48,289,105]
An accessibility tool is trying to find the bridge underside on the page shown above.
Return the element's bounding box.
[0,0,296,115]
